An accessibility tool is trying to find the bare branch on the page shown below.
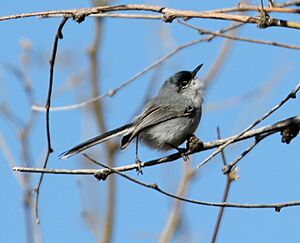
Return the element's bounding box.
[211,128,231,243]
[0,4,300,29]
[81,154,300,212]
[202,22,241,87]
[207,3,300,14]
[206,65,288,112]
[275,0,300,7]
[223,138,262,174]
[0,132,24,187]
[197,82,300,168]
[32,23,243,112]
[159,163,196,242]
[34,17,69,224]
[178,20,300,51]
[13,159,300,210]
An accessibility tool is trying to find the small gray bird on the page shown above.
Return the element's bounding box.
[60,64,204,162]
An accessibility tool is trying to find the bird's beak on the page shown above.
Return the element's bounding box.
[191,64,204,78]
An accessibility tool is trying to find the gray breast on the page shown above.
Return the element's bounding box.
[140,107,201,150]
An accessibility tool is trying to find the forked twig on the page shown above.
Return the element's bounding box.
[197,82,300,168]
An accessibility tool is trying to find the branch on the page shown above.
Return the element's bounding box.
[197,82,300,168]
[211,128,238,243]
[275,0,300,7]
[80,154,300,212]
[178,20,300,51]
[0,4,300,29]
[202,22,241,86]
[34,17,69,224]
[13,114,300,176]
[159,162,196,242]
[223,138,262,174]
[0,132,24,187]
[12,158,300,211]
[2,42,41,241]
[32,23,243,112]
[207,3,300,14]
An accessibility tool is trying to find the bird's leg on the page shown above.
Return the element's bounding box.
[135,135,143,174]
[167,143,189,161]
[186,134,204,152]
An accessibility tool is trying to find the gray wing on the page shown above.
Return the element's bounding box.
[120,104,194,149]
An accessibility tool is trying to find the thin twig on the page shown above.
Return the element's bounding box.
[211,128,238,243]
[32,38,203,112]
[19,41,40,243]
[87,13,161,19]
[210,169,238,242]
[197,82,300,168]
[2,42,41,242]
[201,19,244,91]
[206,65,288,112]
[206,3,300,14]
[275,0,300,7]
[223,138,263,174]
[32,23,243,112]
[0,132,23,187]
[0,103,25,129]
[178,20,300,51]
[159,162,196,242]
[81,154,299,211]
[268,0,275,7]
[34,17,68,224]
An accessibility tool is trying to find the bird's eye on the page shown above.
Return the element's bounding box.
[180,80,189,89]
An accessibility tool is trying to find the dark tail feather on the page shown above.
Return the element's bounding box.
[59,123,133,159]
[120,133,132,150]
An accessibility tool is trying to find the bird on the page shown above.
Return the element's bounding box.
[60,64,205,168]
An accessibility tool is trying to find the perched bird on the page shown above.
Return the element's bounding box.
[60,64,205,166]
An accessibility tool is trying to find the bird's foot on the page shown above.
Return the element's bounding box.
[135,157,143,175]
[186,134,204,153]
[167,143,189,161]
[177,147,189,161]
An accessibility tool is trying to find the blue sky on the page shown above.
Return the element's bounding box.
[1,1,300,243]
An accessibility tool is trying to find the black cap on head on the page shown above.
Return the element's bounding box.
[168,63,204,89]
[191,64,203,78]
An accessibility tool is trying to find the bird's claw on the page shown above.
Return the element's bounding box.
[186,134,204,152]
[135,157,143,175]
[176,147,189,161]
